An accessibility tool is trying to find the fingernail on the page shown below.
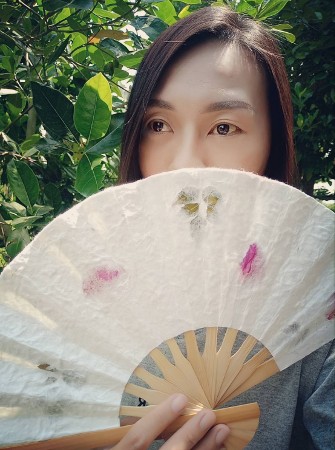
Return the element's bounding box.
[171,394,188,413]
[199,410,216,431]
[215,425,229,446]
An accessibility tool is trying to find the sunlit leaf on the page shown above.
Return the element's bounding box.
[272,28,296,43]
[257,0,290,20]
[93,8,120,20]
[119,50,146,68]
[178,5,191,18]
[0,89,19,95]
[7,160,40,210]
[74,73,112,141]
[75,154,104,196]
[153,0,177,25]
[90,30,128,43]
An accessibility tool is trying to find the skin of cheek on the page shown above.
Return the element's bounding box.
[139,133,271,177]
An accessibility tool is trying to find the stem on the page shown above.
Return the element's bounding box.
[15,0,41,19]
[64,57,131,93]
[26,106,37,139]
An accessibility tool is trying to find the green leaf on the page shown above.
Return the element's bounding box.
[10,216,41,228]
[75,154,104,197]
[74,73,112,142]
[272,27,296,43]
[70,0,93,8]
[43,0,93,11]
[153,0,177,25]
[178,5,191,18]
[6,240,25,259]
[235,0,257,15]
[100,39,129,58]
[2,201,26,219]
[20,134,41,152]
[7,160,40,210]
[132,16,168,41]
[32,205,54,216]
[89,47,108,70]
[113,68,130,81]
[271,23,293,31]
[7,93,26,118]
[119,50,146,68]
[297,114,304,128]
[31,82,78,140]
[257,0,290,20]
[47,36,71,65]
[44,183,62,213]
[86,127,122,156]
[6,228,30,259]
[93,8,119,19]
[43,0,73,11]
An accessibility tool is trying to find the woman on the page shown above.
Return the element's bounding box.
[115,6,334,450]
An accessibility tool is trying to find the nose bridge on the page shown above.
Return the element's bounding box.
[170,124,204,169]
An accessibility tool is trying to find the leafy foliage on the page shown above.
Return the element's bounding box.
[0,0,333,270]
[278,0,335,196]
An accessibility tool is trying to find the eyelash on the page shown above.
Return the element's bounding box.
[145,120,241,136]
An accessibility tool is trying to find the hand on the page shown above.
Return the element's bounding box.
[115,394,230,450]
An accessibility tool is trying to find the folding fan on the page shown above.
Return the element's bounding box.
[0,168,334,450]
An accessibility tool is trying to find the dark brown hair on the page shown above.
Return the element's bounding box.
[119,6,297,185]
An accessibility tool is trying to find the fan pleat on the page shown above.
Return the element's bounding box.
[1,168,333,448]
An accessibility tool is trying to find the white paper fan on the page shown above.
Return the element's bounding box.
[0,168,334,449]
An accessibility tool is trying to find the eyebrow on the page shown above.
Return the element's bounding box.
[204,100,255,113]
[147,98,255,113]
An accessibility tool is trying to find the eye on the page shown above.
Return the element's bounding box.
[147,120,171,133]
[210,123,239,136]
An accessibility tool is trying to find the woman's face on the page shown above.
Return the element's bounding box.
[139,41,271,178]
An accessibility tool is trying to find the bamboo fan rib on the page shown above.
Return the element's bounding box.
[120,327,277,449]
[0,405,260,450]
[0,168,334,450]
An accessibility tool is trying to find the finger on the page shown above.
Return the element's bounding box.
[193,424,230,450]
[115,394,188,450]
[160,409,217,450]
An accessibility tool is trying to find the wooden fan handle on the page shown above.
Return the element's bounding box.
[1,403,259,450]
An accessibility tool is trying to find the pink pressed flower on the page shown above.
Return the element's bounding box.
[240,243,258,276]
[83,267,120,295]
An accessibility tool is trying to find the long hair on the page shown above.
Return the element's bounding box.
[119,6,297,185]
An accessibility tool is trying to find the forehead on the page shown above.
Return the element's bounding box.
[154,41,267,107]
